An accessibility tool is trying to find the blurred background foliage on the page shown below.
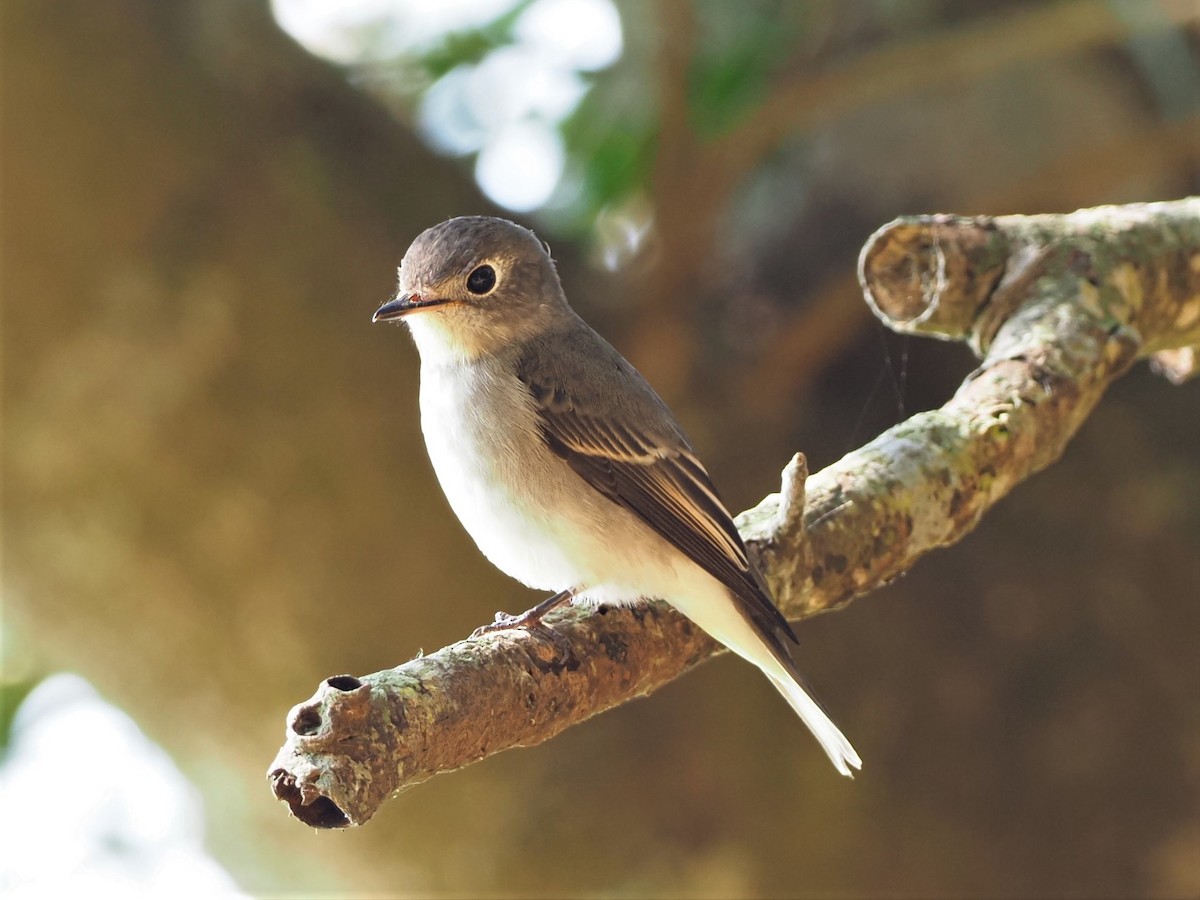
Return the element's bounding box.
[3,0,1200,896]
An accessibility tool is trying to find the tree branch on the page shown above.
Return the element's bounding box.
[741,114,1200,410]
[269,198,1200,828]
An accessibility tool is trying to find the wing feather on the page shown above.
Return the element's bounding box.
[516,359,797,647]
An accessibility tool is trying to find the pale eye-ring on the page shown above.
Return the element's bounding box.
[466,264,497,295]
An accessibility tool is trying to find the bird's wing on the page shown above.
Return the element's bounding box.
[515,347,797,649]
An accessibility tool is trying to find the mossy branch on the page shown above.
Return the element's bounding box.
[269,198,1200,828]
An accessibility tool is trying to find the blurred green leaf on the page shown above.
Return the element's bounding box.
[689,1,812,137]
[0,677,41,757]
[583,125,655,212]
[418,1,532,79]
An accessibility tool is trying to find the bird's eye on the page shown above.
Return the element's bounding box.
[466,264,497,295]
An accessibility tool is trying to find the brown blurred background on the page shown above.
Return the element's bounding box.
[3,0,1199,896]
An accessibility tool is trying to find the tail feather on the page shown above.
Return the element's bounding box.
[763,669,862,778]
[666,578,862,777]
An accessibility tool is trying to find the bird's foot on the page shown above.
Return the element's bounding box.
[472,607,548,636]
[471,590,576,664]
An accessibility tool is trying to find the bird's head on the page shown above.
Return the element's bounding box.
[373,216,568,362]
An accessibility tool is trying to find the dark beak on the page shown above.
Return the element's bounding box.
[372,292,450,322]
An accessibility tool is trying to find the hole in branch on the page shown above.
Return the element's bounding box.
[291,706,322,736]
[270,770,351,829]
[326,675,363,691]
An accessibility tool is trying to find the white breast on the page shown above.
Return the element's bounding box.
[417,356,585,591]
[407,317,687,603]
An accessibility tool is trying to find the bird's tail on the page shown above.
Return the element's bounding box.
[762,666,861,778]
[668,579,862,777]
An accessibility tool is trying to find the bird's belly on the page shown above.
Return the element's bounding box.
[417,360,723,611]
[419,362,600,591]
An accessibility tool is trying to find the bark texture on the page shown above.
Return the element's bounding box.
[270,199,1200,827]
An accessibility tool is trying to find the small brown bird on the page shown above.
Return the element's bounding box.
[374,216,860,776]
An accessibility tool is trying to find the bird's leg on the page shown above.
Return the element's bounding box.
[472,588,575,635]
[471,589,578,661]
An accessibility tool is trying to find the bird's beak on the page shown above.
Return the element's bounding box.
[372,292,451,322]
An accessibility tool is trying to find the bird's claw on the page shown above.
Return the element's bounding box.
[471,610,531,637]
[471,609,574,665]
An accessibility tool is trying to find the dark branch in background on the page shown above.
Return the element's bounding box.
[712,0,1200,180]
[627,0,709,395]
[269,198,1200,828]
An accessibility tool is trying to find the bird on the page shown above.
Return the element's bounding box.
[372,216,861,777]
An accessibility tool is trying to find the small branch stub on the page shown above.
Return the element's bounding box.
[1151,346,1199,384]
[858,214,1006,338]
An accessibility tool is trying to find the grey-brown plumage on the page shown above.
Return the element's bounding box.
[373,216,860,776]
[514,330,796,651]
